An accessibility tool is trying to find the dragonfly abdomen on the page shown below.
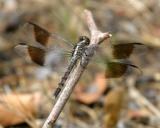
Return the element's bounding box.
[54,58,78,97]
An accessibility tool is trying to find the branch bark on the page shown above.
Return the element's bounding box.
[42,9,111,128]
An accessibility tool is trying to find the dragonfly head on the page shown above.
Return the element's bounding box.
[78,36,90,46]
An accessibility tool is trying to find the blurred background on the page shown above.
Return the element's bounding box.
[0,0,160,128]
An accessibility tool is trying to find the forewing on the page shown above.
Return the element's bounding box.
[28,21,50,46]
[16,21,74,55]
[112,43,143,59]
[105,61,141,78]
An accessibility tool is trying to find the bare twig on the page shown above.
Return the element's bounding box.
[42,9,111,128]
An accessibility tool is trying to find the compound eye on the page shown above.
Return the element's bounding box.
[79,36,85,41]
[78,36,90,45]
[86,38,90,45]
[83,37,90,45]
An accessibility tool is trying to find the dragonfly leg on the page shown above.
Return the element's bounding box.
[54,86,62,97]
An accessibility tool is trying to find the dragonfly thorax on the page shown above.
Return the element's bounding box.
[72,36,90,58]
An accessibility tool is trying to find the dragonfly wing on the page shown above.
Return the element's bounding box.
[112,43,143,59]
[28,46,45,66]
[17,21,74,54]
[15,43,46,66]
[28,21,50,46]
[105,60,141,78]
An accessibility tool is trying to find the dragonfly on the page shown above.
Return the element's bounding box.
[14,21,90,97]
[14,21,143,97]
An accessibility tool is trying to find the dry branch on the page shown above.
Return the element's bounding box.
[42,9,111,128]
